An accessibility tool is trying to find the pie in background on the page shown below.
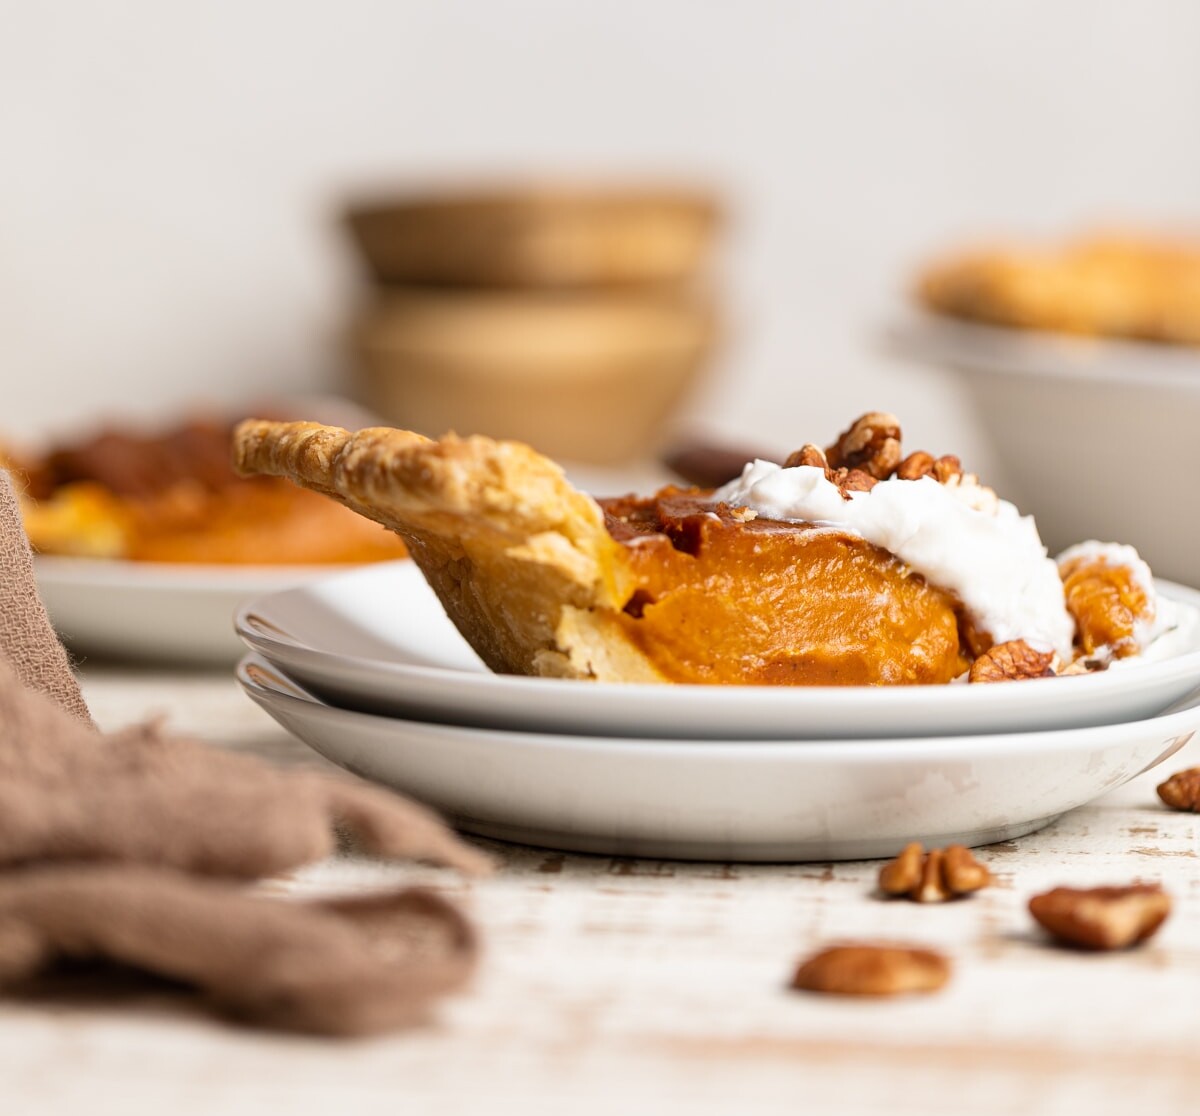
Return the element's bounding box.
[917,232,1200,346]
[5,417,408,566]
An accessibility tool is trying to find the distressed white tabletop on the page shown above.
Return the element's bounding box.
[2,665,1197,1116]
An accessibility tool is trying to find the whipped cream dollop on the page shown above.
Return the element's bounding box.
[712,461,1076,658]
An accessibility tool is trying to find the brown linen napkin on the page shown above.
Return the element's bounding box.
[0,656,487,877]
[0,866,478,1035]
[0,471,91,723]
[0,466,487,1034]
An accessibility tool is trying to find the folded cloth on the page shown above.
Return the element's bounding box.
[0,866,478,1036]
[0,466,486,1034]
[0,656,488,878]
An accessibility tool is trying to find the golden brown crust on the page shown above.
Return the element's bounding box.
[233,419,651,680]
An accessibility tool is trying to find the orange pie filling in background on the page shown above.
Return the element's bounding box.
[6,419,409,566]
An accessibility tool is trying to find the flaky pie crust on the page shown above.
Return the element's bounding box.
[233,419,663,681]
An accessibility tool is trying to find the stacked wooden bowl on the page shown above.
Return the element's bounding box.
[342,187,722,464]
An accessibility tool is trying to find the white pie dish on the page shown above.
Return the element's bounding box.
[235,560,1200,740]
[887,309,1200,587]
[237,654,1199,862]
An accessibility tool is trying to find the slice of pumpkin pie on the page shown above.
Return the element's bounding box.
[232,413,1163,686]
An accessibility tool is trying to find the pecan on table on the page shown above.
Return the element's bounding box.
[878,842,991,902]
[1028,884,1171,950]
[790,943,951,997]
[1157,767,1200,812]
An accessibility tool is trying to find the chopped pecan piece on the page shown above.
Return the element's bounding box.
[895,451,935,480]
[783,444,829,471]
[825,413,903,479]
[1028,884,1171,950]
[878,842,991,902]
[791,943,951,997]
[931,454,963,483]
[968,640,1057,683]
[893,451,964,484]
[1157,767,1200,812]
[782,444,878,498]
[832,467,878,495]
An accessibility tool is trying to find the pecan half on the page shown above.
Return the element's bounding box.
[1028,884,1171,950]
[791,943,951,997]
[825,413,902,479]
[968,640,1057,683]
[1157,767,1200,812]
[879,842,991,902]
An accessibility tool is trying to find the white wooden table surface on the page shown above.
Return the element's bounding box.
[2,665,1197,1116]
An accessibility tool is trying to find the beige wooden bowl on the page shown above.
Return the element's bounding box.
[344,187,721,288]
[349,288,718,464]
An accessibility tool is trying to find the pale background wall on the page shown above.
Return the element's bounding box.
[3,0,1198,478]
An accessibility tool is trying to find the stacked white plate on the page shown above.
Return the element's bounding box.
[235,560,1200,862]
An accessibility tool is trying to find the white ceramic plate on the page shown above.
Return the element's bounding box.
[35,556,363,665]
[237,654,1199,861]
[23,394,408,665]
[235,560,1200,740]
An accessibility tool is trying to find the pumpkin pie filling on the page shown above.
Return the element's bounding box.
[598,490,967,685]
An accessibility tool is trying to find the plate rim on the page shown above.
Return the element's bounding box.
[233,559,1200,713]
[237,653,1200,757]
[885,307,1200,391]
[34,553,382,592]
